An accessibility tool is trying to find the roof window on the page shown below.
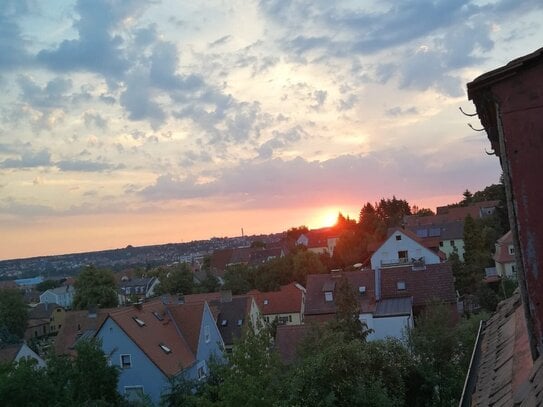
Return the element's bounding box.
[132,317,146,327]
[358,286,366,295]
[237,319,243,326]
[152,311,164,321]
[159,343,172,354]
[264,299,269,305]
[221,319,228,327]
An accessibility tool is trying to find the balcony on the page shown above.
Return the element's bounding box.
[380,257,426,269]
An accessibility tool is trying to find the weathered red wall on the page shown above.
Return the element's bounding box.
[493,63,543,347]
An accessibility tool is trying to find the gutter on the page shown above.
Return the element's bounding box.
[459,320,486,407]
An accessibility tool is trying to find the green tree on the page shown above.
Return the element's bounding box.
[460,189,473,206]
[216,328,284,407]
[0,289,28,339]
[292,249,326,285]
[223,264,253,295]
[375,196,411,228]
[330,276,371,341]
[333,230,363,268]
[156,263,195,295]
[73,265,118,309]
[0,358,53,407]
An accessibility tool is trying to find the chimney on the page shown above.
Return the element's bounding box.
[375,269,381,301]
[220,289,232,303]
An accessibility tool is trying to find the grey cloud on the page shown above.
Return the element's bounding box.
[56,159,117,172]
[37,0,148,78]
[0,149,52,168]
[0,1,34,71]
[83,112,108,129]
[338,95,358,111]
[386,106,419,117]
[310,90,327,110]
[100,94,116,105]
[139,149,499,208]
[17,75,72,109]
[209,35,232,47]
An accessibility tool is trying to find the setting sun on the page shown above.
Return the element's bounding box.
[313,209,340,229]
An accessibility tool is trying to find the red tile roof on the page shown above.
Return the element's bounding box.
[248,283,304,316]
[166,302,205,356]
[380,263,456,306]
[106,301,199,377]
[305,271,376,317]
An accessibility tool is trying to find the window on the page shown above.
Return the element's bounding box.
[288,315,292,323]
[120,354,132,369]
[132,317,145,327]
[450,240,455,247]
[205,325,211,343]
[511,265,516,274]
[264,299,269,305]
[397,281,406,291]
[509,246,515,255]
[237,319,243,326]
[358,286,366,295]
[152,311,164,321]
[221,319,228,327]
[398,250,408,262]
[264,316,269,323]
[124,386,144,401]
[395,235,402,241]
[324,291,333,302]
[197,362,207,380]
[56,308,62,312]
[439,241,444,247]
[159,343,172,354]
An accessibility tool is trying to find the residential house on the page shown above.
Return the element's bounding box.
[248,247,284,267]
[25,303,66,339]
[370,227,442,272]
[404,201,499,261]
[184,290,262,352]
[296,229,339,256]
[118,277,159,305]
[40,285,75,308]
[54,308,112,356]
[0,342,46,368]
[493,231,517,279]
[304,271,413,340]
[248,282,306,325]
[371,228,456,315]
[95,299,224,404]
[460,47,543,405]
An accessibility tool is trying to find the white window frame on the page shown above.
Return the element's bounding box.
[324,291,333,302]
[120,354,132,369]
[124,385,145,400]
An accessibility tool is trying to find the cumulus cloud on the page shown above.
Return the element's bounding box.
[0,149,52,168]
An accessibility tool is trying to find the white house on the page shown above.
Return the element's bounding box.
[40,285,75,308]
[494,231,517,278]
[370,228,441,271]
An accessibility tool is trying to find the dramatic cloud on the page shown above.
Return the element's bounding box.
[0,149,52,169]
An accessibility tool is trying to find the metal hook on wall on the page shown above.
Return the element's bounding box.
[459,106,478,117]
[468,123,485,132]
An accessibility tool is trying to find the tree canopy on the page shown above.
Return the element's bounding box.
[0,289,28,340]
[73,265,118,309]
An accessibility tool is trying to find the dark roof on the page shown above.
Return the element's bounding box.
[380,263,456,307]
[54,309,112,356]
[29,302,62,319]
[374,297,413,317]
[0,343,22,364]
[119,277,155,289]
[248,248,283,266]
[209,297,251,346]
[228,247,253,264]
[468,293,533,406]
[275,324,310,365]
[210,248,233,277]
[305,271,376,316]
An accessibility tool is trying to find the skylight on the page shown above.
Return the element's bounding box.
[159,343,172,354]
[133,317,146,327]
[264,299,269,305]
[221,319,228,326]
[152,311,164,321]
[237,319,243,326]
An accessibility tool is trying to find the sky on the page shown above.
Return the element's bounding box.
[1,0,542,260]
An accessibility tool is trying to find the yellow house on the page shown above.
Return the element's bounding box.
[249,283,306,326]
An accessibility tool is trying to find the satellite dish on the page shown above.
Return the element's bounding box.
[353,263,363,268]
